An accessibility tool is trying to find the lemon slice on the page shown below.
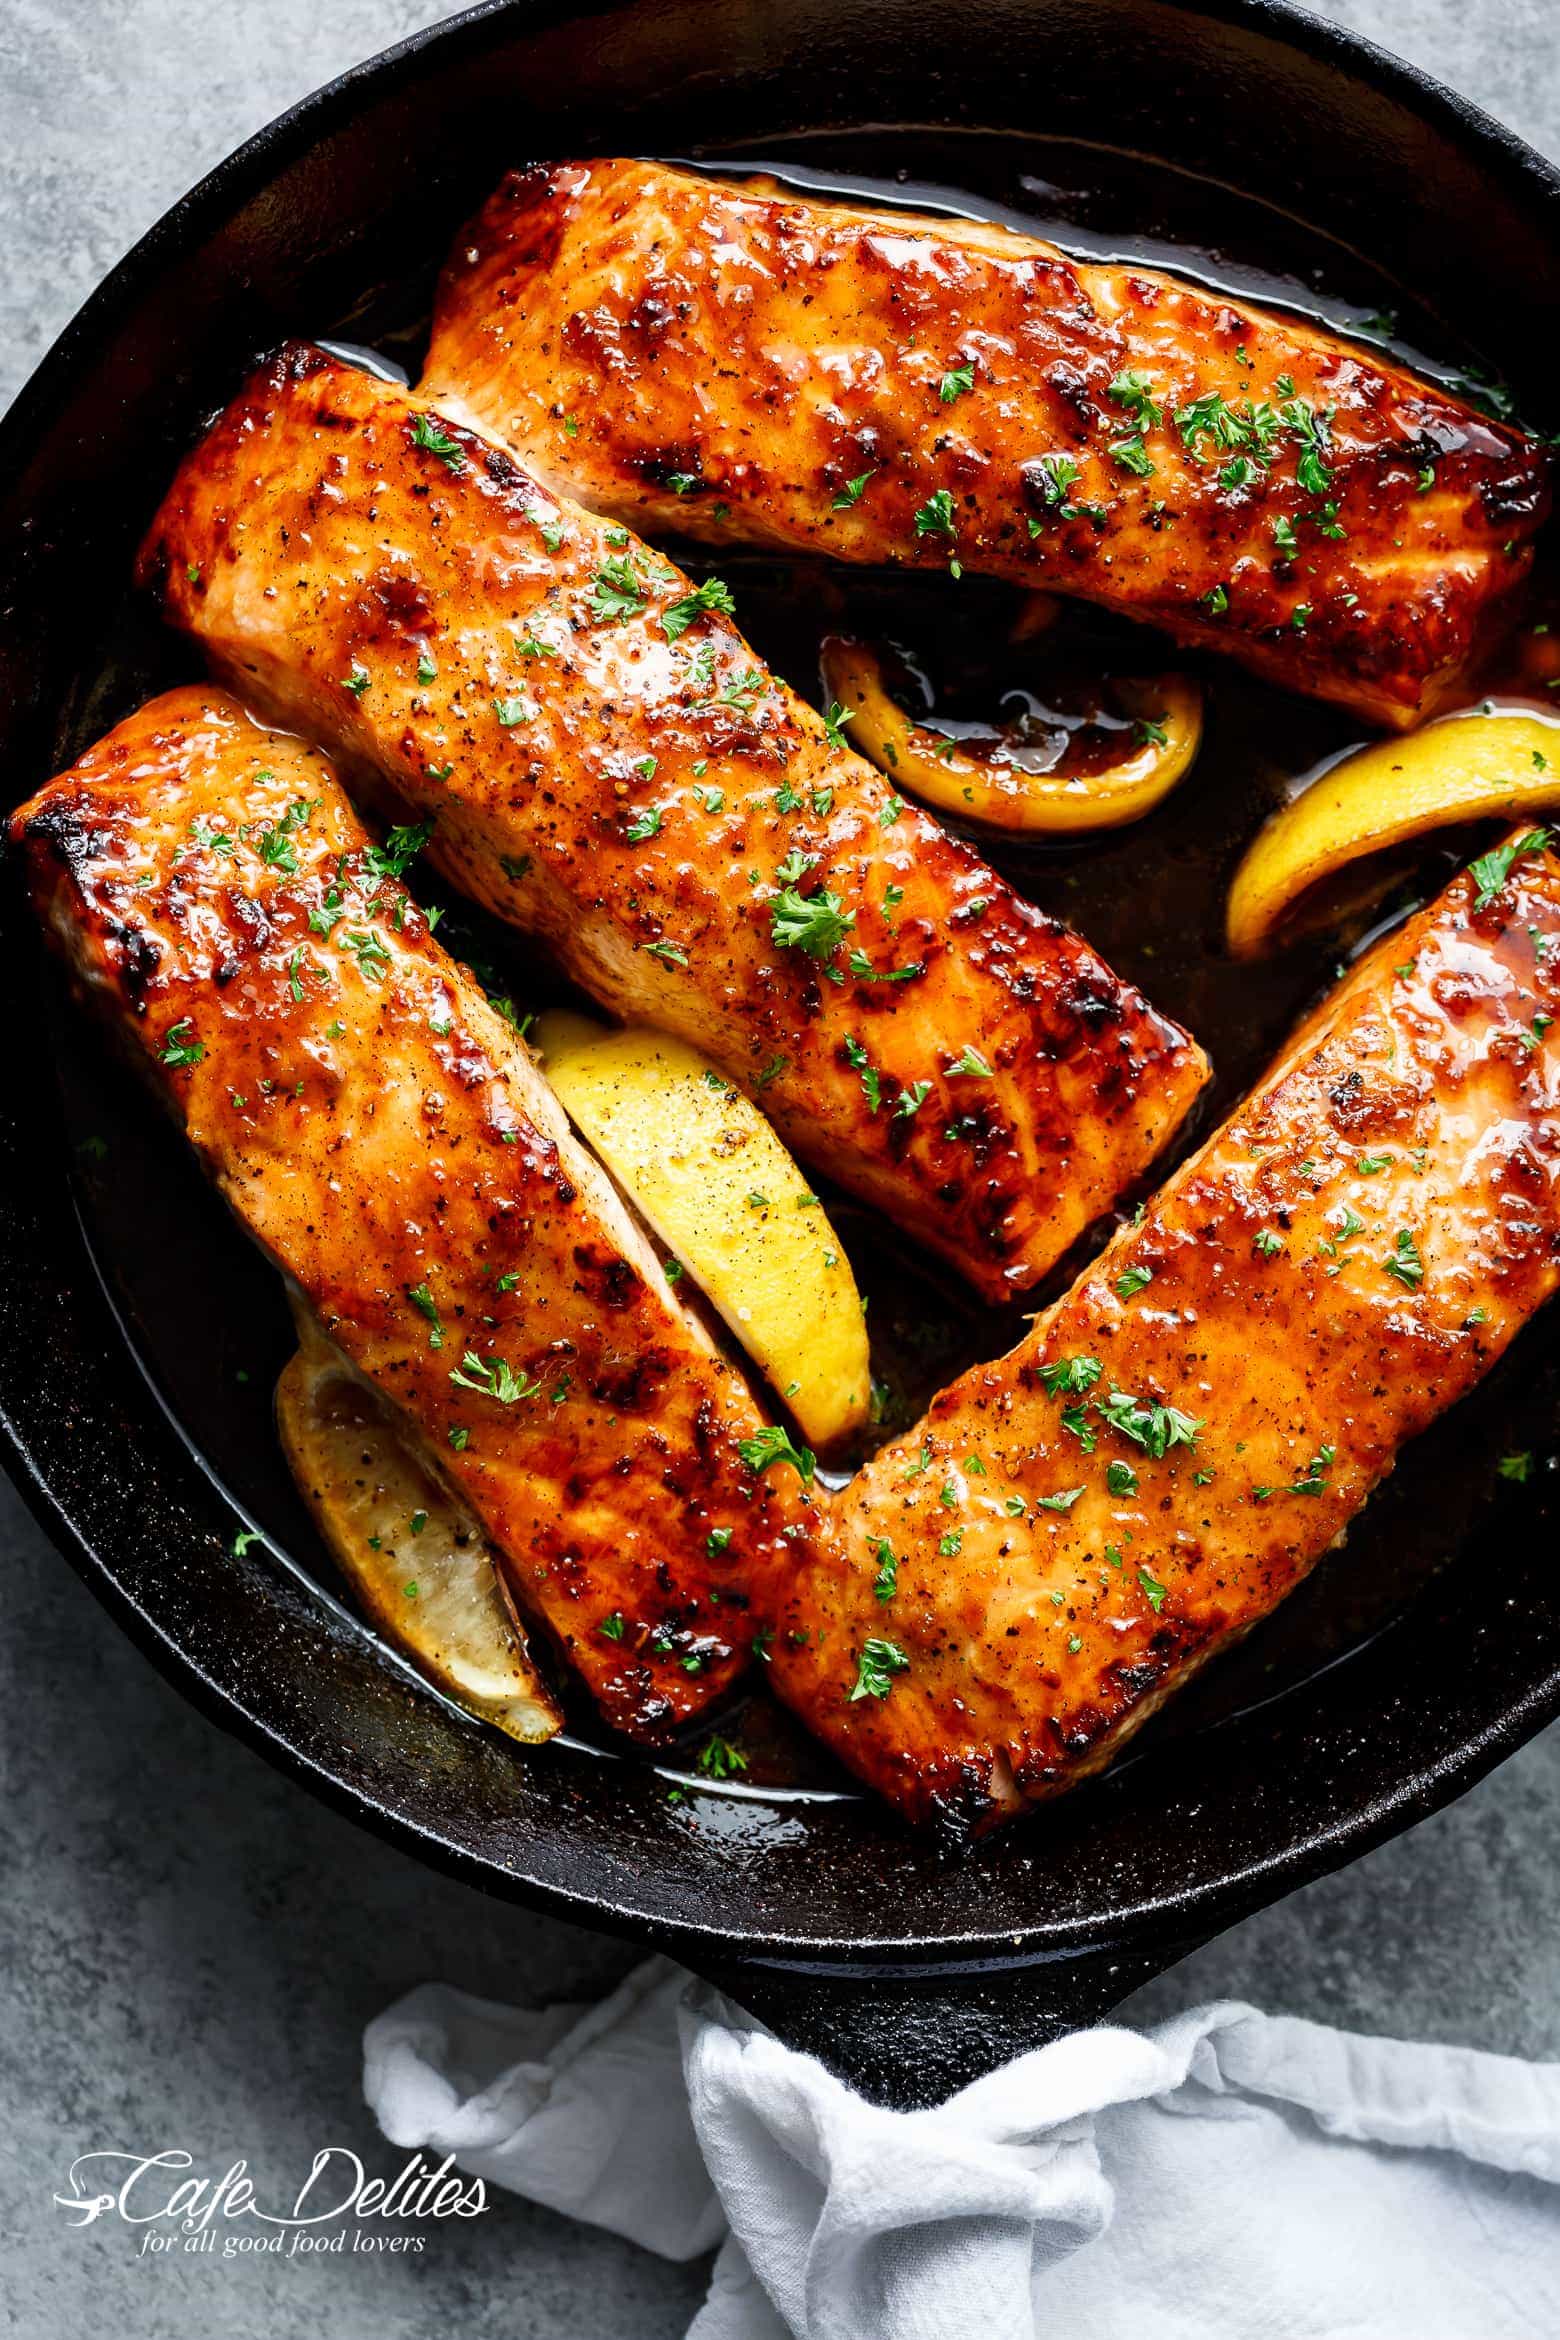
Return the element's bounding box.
[532,1012,871,1451]
[820,635,1202,832]
[276,1316,560,1744]
[1227,705,1560,957]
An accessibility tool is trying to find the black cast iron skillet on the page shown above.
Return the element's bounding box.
[2,0,1558,2109]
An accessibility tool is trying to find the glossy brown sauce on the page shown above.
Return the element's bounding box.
[55,129,1558,1806]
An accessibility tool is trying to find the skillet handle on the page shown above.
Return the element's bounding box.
[696,1941,1198,2108]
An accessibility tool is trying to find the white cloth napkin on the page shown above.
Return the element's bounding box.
[364,1956,1560,2338]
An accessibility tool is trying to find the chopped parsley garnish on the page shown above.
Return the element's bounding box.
[409,1282,444,1350]
[1255,1229,1284,1257]
[662,576,737,640]
[1034,1486,1085,1513]
[938,361,975,403]
[1383,1229,1424,1289]
[1110,433,1155,478]
[494,697,532,727]
[1030,452,1081,508]
[1469,828,1550,911]
[448,1352,542,1403]
[893,1080,932,1120]
[255,796,316,874]
[641,938,689,968]
[1287,1444,1336,1496]
[1175,391,1259,459]
[344,928,391,984]
[821,700,854,753]
[342,664,371,697]
[697,1735,748,1780]
[913,488,957,541]
[1294,440,1333,499]
[1060,1404,1097,1452]
[849,1636,909,1702]
[847,949,921,984]
[599,1611,626,1641]
[1107,1460,1138,1497]
[844,1035,881,1113]
[589,556,645,623]
[501,853,533,881]
[1115,1265,1154,1301]
[1498,1452,1534,1484]
[1137,1566,1168,1614]
[626,806,663,843]
[831,470,874,510]
[160,1018,203,1069]
[1108,370,1163,430]
[1039,1355,1102,1396]
[1096,1389,1203,1456]
[706,1526,734,1556]
[411,413,465,472]
[771,884,855,960]
[738,1424,817,1483]
[1200,584,1229,616]
[948,1045,992,1078]
[871,1538,899,1602]
[365,816,435,880]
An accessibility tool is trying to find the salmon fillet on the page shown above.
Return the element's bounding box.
[424,159,1549,730]
[135,344,1206,1304]
[760,836,1560,1832]
[13,686,824,1741]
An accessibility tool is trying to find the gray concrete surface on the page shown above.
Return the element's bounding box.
[1,3,1557,2334]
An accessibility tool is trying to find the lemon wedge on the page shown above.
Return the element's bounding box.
[276,1315,560,1745]
[1227,705,1560,957]
[532,1012,871,1452]
[820,635,1202,832]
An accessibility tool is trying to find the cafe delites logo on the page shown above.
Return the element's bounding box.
[53,2144,487,2259]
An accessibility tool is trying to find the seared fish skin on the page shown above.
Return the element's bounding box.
[13,687,822,1741]
[762,840,1560,1834]
[425,159,1549,731]
[137,345,1206,1304]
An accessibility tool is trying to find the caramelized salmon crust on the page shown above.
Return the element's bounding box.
[12,686,827,1742]
[136,342,1206,1305]
[758,839,1560,1835]
[424,158,1549,730]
